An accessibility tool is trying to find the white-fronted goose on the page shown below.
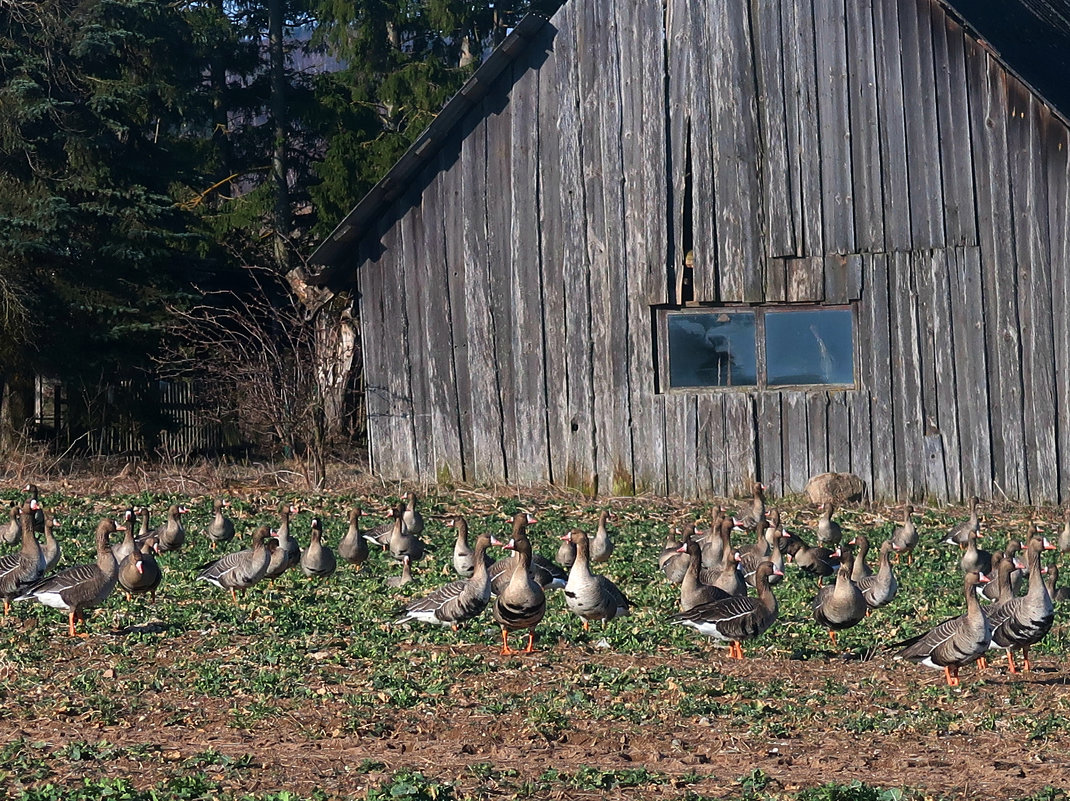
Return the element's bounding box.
[24,484,45,532]
[1060,507,1070,554]
[401,492,425,536]
[590,510,615,563]
[781,530,837,582]
[385,555,414,588]
[960,530,993,575]
[398,533,495,629]
[492,524,546,654]
[562,528,630,630]
[197,525,276,604]
[812,548,867,645]
[112,509,138,566]
[149,504,187,553]
[736,482,767,530]
[1043,564,1070,604]
[118,536,162,602]
[300,518,337,579]
[981,552,1015,604]
[660,526,692,584]
[387,513,426,564]
[265,502,300,579]
[815,504,842,546]
[736,516,773,563]
[0,506,45,614]
[206,499,236,550]
[855,540,899,610]
[338,507,370,568]
[41,511,61,572]
[895,571,991,686]
[450,516,478,576]
[136,506,151,542]
[555,530,577,570]
[657,526,684,572]
[849,534,874,580]
[985,534,1056,672]
[362,506,398,551]
[945,496,981,548]
[677,539,731,612]
[699,512,725,569]
[891,505,919,563]
[738,523,784,588]
[16,518,122,636]
[701,518,746,597]
[672,560,782,659]
[489,513,565,595]
[1,505,20,546]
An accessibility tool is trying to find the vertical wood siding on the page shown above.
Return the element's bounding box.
[353,0,1070,504]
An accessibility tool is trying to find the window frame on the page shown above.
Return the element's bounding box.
[656,303,859,393]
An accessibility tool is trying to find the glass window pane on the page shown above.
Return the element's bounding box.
[667,312,757,388]
[765,309,854,386]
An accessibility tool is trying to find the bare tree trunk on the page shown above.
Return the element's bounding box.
[268,0,290,270]
[0,368,33,454]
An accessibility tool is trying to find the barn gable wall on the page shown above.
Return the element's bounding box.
[352,0,1070,503]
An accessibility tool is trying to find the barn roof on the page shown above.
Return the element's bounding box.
[307,0,1070,289]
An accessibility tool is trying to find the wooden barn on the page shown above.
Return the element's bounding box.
[309,0,1070,505]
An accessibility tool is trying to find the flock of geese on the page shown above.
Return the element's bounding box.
[1,483,1068,685]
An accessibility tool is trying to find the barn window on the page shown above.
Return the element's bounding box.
[659,306,856,391]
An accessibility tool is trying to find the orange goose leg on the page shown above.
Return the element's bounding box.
[582,620,590,632]
[3,598,9,616]
[944,665,960,686]
[1006,650,1019,674]
[500,627,518,656]
[230,588,239,606]
[828,630,838,647]
[523,629,536,653]
[977,656,988,672]
[1022,647,1032,672]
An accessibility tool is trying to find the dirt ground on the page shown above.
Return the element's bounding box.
[3,636,1068,800]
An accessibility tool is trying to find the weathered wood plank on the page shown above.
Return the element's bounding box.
[356,237,389,476]
[757,391,784,497]
[782,393,811,493]
[724,392,757,496]
[751,0,797,258]
[967,44,1027,500]
[872,0,912,248]
[1013,94,1058,504]
[863,253,896,498]
[697,394,726,497]
[813,0,854,254]
[826,392,851,474]
[846,253,863,301]
[926,248,963,502]
[781,0,823,255]
[509,55,550,485]
[889,251,925,499]
[786,256,824,302]
[807,392,829,479]
[461,115,507,482]
[400,180,433,476]
[621,0,669,494]
[848,391,873,497]
[440,139,474,481]
[845,0,884,250]
[766,257,788,302]
[708,0,764,301]
[688,0,718,301]
[824,253,849,304]
[1046,113,1070,503]
[666,0,692,302]
[558,1,596,492]
[899,0,945,248]
[931,9,978,247]
[578,0,634,496]
[665,394,699,499]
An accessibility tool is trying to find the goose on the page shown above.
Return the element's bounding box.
[660,527,692,584]
[555,528,577,570]
[111,510,138,566]
[492,523,546,654]
[677,539,731,612]
[735,482,767,530]
[981,551,1016,603]
[0,506,45,614]
[849,534,874,580]
[401,492,424,536]
[738,523,784,587]
[855,540,899,610]
[15,518,122,636]
[450,516,478,577]
[698,511,726,569]
[590,510,615,563]
[489,513,565,595]
[148,504,187,553]
[894,571,991,686]
[385,555,414,588]
[118,536,162,602]
[1,505,20,546]
[672,561,782,659]
[984,535,1056,672]
[701,517,746,597]
[206,499,236,550]
[397,533,496,629]
[337,507,370,569]
[23,484,45,532]
[945,496,981,548]
[362,506,398,551]
[960,530,993,575]
[657,526,684,572]
[736,516,773,562]
[812,547,867,645]
[815,504,842,546]
[300,518,337,580]
[1060,507,1070,554]
[264,502,300,579]
[387,513,426,564]
[41,511,61,572]
[781,530,837,582]
[196,525,277,604]
[562,528,630,630]
[891,505,919,563]
[136,506,151,542]
[1043,564,1070,604]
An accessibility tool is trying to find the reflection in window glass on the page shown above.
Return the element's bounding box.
[765,309,854,386]
[667,312,757,388]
